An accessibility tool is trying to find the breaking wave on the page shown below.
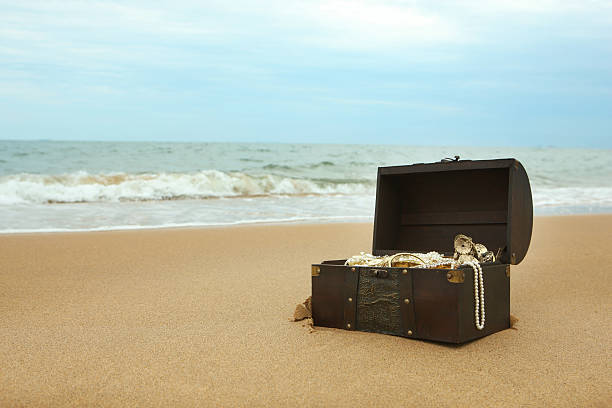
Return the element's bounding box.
[0,170,375,204]
[2,171,612,210]
[532,187,612,208]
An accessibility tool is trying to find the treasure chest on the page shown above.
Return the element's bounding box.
[311,158,532,343]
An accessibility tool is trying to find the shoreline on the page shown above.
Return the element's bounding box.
[1,211,611,236]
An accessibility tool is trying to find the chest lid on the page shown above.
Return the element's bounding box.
[372,158,532,265]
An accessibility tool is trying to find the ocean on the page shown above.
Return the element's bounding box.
[1,140,611,233]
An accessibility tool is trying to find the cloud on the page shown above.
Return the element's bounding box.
[463,0,612,15]
[0,1,465,59]
[269,0,467,49]
[322,96,462,113]
[1,0,610,116]
[2,0,609,75]
[0,1,220,37]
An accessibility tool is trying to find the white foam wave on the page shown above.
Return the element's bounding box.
[532,187,612,208]
[0,215,375,234]
[0,171,374,204]
[1,171,611,210]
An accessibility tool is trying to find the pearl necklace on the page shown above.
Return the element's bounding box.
[465,260,485,330]
[345,251,455,268]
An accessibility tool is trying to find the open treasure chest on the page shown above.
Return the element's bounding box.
[311,158,533,343]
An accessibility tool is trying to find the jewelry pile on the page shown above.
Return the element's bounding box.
[345,234,496,269]
[453,234,496,264]
[345,251,455,268]
[344,234,496,330]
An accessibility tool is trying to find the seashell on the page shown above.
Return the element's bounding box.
[480,251,496,263]
[454,234,474,255]
[474,243,488,258]
[457,253,476,265]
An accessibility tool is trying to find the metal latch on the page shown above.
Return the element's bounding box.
[446,270,465,283]
[441,156,460,162]
[312,265,320,276]
[371,269,389,278]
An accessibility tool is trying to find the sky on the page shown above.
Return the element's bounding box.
[0,0,611,147]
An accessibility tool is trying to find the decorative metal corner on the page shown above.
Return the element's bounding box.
[312,265,320,277]
[446,270,465,284]
[505,265,510,277]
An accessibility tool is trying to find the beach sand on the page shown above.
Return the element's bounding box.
[1,216,611,407]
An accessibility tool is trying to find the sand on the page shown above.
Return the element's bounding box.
[1,216,611,407]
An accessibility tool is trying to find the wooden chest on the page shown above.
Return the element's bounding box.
[311,158,533,343]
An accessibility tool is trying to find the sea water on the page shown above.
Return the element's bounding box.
[1,141,611,233]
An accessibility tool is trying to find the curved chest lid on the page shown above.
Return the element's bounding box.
[372,158,533,265]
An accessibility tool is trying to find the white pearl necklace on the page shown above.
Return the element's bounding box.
[345,251,457,268]
[465,260,485,330]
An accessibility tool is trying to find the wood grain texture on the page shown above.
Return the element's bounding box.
[372,159,533,264]
[312,263,509,344]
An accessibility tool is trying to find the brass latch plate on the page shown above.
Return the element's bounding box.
[312,265,321,277]
[446,270,465,283]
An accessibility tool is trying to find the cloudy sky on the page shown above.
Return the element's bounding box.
[1,0,611,146]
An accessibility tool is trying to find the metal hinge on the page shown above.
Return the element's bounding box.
[441,156,460,162]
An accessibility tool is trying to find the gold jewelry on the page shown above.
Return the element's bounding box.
[387,253,425,267]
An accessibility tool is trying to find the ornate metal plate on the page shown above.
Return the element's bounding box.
[356,268,402,336]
